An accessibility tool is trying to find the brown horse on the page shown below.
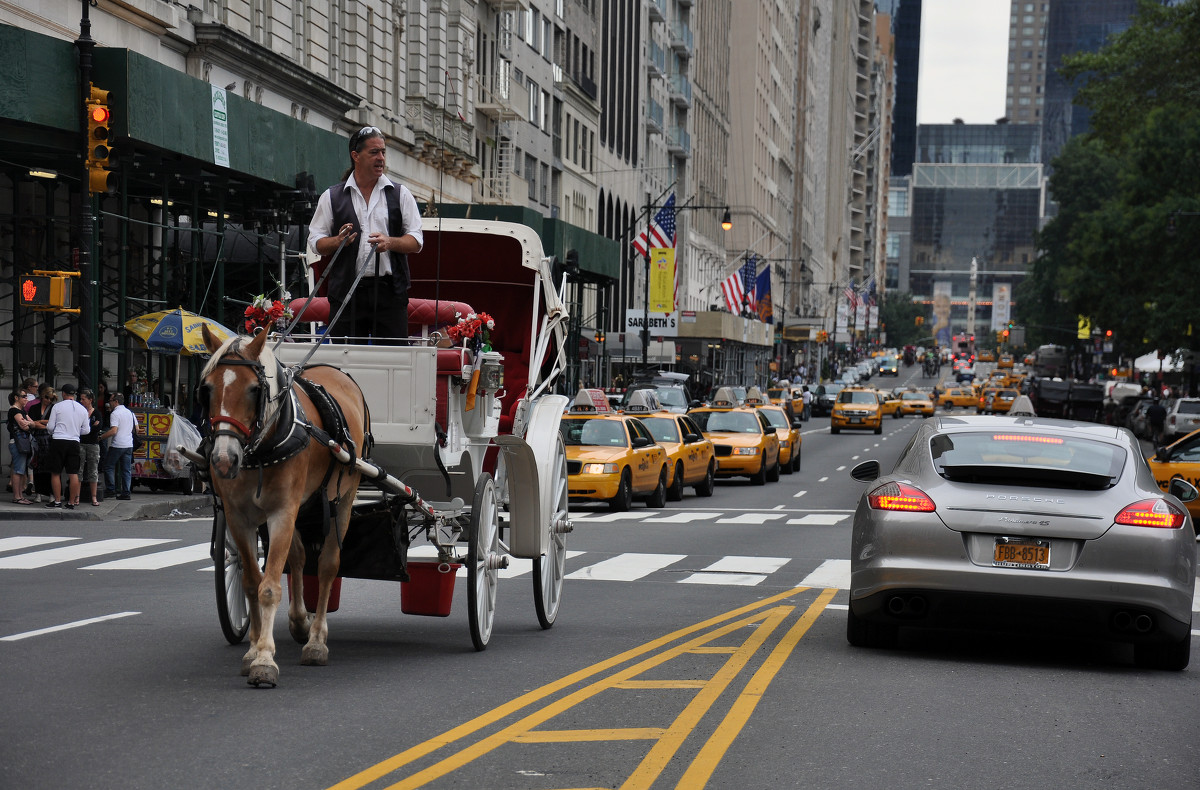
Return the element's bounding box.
[199,326,369,687]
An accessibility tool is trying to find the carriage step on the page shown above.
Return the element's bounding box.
[424,497,465,513]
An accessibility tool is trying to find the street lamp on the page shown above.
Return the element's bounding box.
[640,198,732,369]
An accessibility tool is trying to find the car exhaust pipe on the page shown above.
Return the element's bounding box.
[887,596,907,615]
[908,596,928,616]
[886,595,928,617]
[1134,614,1154,633]
[1113,611,1132,632]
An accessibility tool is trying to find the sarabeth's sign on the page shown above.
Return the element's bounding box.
[625,309,678,338]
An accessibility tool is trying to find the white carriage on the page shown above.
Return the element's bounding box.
[210,218,572,650]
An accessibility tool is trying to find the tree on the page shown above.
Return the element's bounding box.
[1028,0,1200,356]
[879,292,927,347]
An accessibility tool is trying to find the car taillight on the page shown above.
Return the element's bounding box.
[1114,498,1187,529]
[868,482,936,512]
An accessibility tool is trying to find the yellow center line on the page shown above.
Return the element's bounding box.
[328,586,812,790]
[513,727,666,743]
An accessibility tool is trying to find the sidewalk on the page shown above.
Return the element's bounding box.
[0,486,213,522]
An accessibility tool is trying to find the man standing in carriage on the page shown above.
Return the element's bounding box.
[307,125,424,344]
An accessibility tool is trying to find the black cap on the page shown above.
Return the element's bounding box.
[61,382,77,395]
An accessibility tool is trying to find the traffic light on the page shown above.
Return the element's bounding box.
[1002,329,1010,340]
[915,316,924,326]
[594,330,605,344]
[86,84,116,194]
[18,270,80,313]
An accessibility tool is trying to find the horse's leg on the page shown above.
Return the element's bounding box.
[227,516,265,676]
[286,531,314,645]
[300,489,357,666]
[246,513,298,688]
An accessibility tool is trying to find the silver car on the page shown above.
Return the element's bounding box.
[847,415,1197,670]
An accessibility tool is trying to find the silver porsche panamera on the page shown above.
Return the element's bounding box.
[847,415,1197,670]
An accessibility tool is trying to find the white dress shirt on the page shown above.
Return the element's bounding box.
[306,174,424,279]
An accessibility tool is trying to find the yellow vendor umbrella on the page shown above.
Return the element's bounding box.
[124,308,235,358]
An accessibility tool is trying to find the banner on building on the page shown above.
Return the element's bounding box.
[991,283,1011,330]
[648,247,675,313]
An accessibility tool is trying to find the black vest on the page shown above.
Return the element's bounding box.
[322,181,410,309]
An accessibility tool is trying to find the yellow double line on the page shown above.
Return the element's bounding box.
[330,585,837,790]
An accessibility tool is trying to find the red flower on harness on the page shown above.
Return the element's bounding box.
[244,294,293,334]
[446,311,495,354]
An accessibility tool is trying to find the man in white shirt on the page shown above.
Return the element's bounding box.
[101,392,138,501]
[44,382,90,509]
[307,126,424,344]
[801,386,813,422]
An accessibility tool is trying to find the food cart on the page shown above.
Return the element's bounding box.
[132,407,197,492]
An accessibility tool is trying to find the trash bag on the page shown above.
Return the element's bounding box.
[162,411,203,478]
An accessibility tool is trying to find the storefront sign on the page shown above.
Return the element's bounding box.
[625,309,678,337]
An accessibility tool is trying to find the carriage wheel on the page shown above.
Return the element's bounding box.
[534,436,569,629]
[468,473,500,651]
[213,512,268,645]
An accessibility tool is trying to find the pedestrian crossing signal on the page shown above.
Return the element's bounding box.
[18,270,80,313]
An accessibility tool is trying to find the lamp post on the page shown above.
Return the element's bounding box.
[639,198,732,370]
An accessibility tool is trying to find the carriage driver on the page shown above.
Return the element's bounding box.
[307,126,424,344]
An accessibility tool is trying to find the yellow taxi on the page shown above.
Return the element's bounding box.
[938,386,978,410]
[766,387,802,418]
[688,387,781,484]
[635,402,717,500]
[874,388,903,419]
[980,387,1020,414]
[898,390,935,417]
[978,349,996,363]
[746,388,802,474]
[1147,429,1200,527]
[830,387,883,435]
[560,389,670,511]
[998,353,1015,368]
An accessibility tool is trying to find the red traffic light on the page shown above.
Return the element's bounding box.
[89,104,111,124]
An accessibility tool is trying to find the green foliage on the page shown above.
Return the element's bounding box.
[1030,0,1200,356]
[880,292,927,346]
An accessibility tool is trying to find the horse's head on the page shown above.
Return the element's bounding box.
[199,326,284,479]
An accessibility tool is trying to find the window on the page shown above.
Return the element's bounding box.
[528,78,541,123]
[526,154,537,199]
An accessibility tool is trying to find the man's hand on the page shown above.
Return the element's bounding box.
[367,232,390,252]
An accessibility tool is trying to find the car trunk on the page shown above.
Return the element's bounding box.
[931,482,1114,540]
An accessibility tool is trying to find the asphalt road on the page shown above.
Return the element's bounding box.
[2,364,1198,789]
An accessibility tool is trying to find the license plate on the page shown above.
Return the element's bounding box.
[849,417,861,424]
[993,537,1050,569]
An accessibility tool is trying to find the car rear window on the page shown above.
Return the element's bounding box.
[641,416,681,443]
[838,391,877,404]
[930,431,1125,489]
[760,409,790,429]
[692,410,760,433]
[1176,400,1200,415]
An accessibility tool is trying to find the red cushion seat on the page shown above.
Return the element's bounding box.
[287,296,474,337]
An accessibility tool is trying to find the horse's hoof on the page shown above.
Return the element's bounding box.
[300,643,329,666]
[289,613,314,645]
[247,664,279,688]
[240,655,254,676]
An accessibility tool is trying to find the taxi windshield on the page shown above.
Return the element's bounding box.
[559,418,628,447]
[641,416,681,443]
[691,410,760,434]
[901,392,929,401]
[838,391,878,404]
[760,409,790,429]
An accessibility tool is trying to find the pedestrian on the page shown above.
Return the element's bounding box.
[1146,398,1167,446]
[101,392,137,500]
[20,377,38,406]
[78,388,103,506]
[96,380,112,482]
[307,125,423,344]
[801,385,812,421]
[27,384,56,502]
[43,382,90,509]
[7,391,35,504]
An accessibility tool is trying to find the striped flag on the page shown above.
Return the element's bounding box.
[844,285,858,310]
[632,193,677,257]
[720,271,745,313]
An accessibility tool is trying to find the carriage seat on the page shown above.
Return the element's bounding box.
[287,296,475,340]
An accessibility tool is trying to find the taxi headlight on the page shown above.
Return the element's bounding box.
[732,447,759,456]
[582,463,618,475]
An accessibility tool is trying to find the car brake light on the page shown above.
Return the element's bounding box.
[868,482,936,512]
[1114,498,1186,529]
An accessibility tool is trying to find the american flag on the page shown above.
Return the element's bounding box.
[720,256,758,314]
[632,193,677,257]
[844,284,858,310]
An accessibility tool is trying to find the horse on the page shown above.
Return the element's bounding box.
[199,326,370,687]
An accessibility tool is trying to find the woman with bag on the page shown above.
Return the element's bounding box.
[7,391,35,504]
[27,384,57,503]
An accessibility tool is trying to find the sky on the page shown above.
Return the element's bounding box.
[916,0,1012,124]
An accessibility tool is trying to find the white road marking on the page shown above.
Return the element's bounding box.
[792,490,807,498]
[570,512,654,523]
[716,513,787,525]
[565,552,686,581]
[681,573,768,586]
[83,543,211,570]
[0,539,176,569]
[798,559,851,589]
[406,545,586,579]
[787,514,849,526]
[818,476,829,482]
[1,611,140,642]
[0,536,76,553]
[641,512,723,523]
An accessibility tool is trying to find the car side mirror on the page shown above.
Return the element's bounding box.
[631,436,653,448]
[690,400,701,408]
[1168,477,1198,503]
[792,419,803,428]
[684,433,701,443]
[850,460,881,482]
[1154,448,1170,462]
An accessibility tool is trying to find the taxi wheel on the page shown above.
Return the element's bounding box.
[766,458,780,483]
[893,409,902,419]
[791,449,801,473]
[667,463,685,502]
[646,468,668,509]
[695,462,716,497]
[750,458,767,486]
[830,425,840,435]
[608,470,633,512]
[874,423,882,435]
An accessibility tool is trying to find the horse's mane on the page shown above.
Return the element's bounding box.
[201,333,283,405]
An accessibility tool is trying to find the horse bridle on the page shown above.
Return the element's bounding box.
[203,339,290,456]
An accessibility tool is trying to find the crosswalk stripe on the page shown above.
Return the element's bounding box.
[716,514,786,524]
[642,512,723,524]
[0,536,76,553]
[678,556,791,587]
[565,552,686,582]
[0,539,177,569]
[787,514,849,526]
[83,543,211,570]
[799,559,850,589]
[570,512,652,523]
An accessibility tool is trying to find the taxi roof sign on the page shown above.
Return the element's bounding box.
[710,387,737,408]
[570,388,612,413]
[743,386,766,406]
[622,389,661,414]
